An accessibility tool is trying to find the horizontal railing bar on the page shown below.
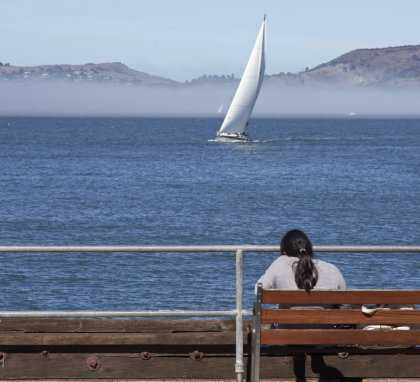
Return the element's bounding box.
[0,245,419,253]
[0,309,253,318]
[315,245,420,253]
[0,245,276,252]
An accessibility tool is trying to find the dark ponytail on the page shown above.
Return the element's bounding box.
[280,230,318,292]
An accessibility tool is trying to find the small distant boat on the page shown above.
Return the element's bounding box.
[215,16,266,143]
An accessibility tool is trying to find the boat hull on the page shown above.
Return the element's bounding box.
[215,133,250,143]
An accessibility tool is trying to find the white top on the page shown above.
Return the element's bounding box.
[256,255,346,291]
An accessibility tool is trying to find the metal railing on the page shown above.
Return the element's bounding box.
[1,244,420,382]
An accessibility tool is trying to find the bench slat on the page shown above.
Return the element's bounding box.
[262,290,420,304]
[261,329,420,346]
[262,309,420,325]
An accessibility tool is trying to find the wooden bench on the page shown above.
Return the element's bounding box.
[250,283,420,381]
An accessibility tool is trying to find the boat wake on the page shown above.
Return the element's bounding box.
[208,138,273,144]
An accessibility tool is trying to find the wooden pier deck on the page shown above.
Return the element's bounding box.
[0,318,419,380]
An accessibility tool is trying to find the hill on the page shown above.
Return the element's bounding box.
[0,61,178,86]
[3,44,420,88]
[270,45,420,88]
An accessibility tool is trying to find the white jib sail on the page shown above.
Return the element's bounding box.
[218,17,266,136]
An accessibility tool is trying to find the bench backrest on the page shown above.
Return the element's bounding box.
[255,284,420,346]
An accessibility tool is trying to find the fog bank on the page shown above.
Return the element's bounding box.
[1,81,420,116]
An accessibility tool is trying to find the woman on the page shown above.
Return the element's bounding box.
[257,229,346,291]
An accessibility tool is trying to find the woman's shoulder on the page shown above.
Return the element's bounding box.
[266,255,296,270]
[314,259,343,274]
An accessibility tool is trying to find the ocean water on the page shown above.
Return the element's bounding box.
[0,117,419,311]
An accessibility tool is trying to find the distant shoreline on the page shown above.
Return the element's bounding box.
[3,44,420,88]
[3,114,420,119]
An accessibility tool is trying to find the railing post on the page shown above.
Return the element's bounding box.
[235,249,244,382]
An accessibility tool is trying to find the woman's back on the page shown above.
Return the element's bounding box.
[257,255,346,290]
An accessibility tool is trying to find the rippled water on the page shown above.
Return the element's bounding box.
[0,117,419,310]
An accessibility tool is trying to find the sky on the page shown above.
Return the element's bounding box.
[1,1,420,81]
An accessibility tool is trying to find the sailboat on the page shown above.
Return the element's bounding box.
[216,16,266,142]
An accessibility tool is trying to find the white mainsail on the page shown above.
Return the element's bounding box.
[217,17,266,138]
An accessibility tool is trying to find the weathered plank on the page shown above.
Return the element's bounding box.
[262,329,420,346]
[0,332,241,346]
[0,353,237,379]
[0,352,419,379]
[262,289,420,305]
[262,309,420,325]
[0,318,238,333]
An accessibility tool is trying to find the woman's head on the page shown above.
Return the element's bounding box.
[280,229,313,258]
[280,229,318,291]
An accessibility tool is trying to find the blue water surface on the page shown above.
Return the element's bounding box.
[0,117,419,310]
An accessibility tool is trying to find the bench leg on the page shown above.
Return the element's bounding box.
[250,315,261,382]
[250,286,262,382]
